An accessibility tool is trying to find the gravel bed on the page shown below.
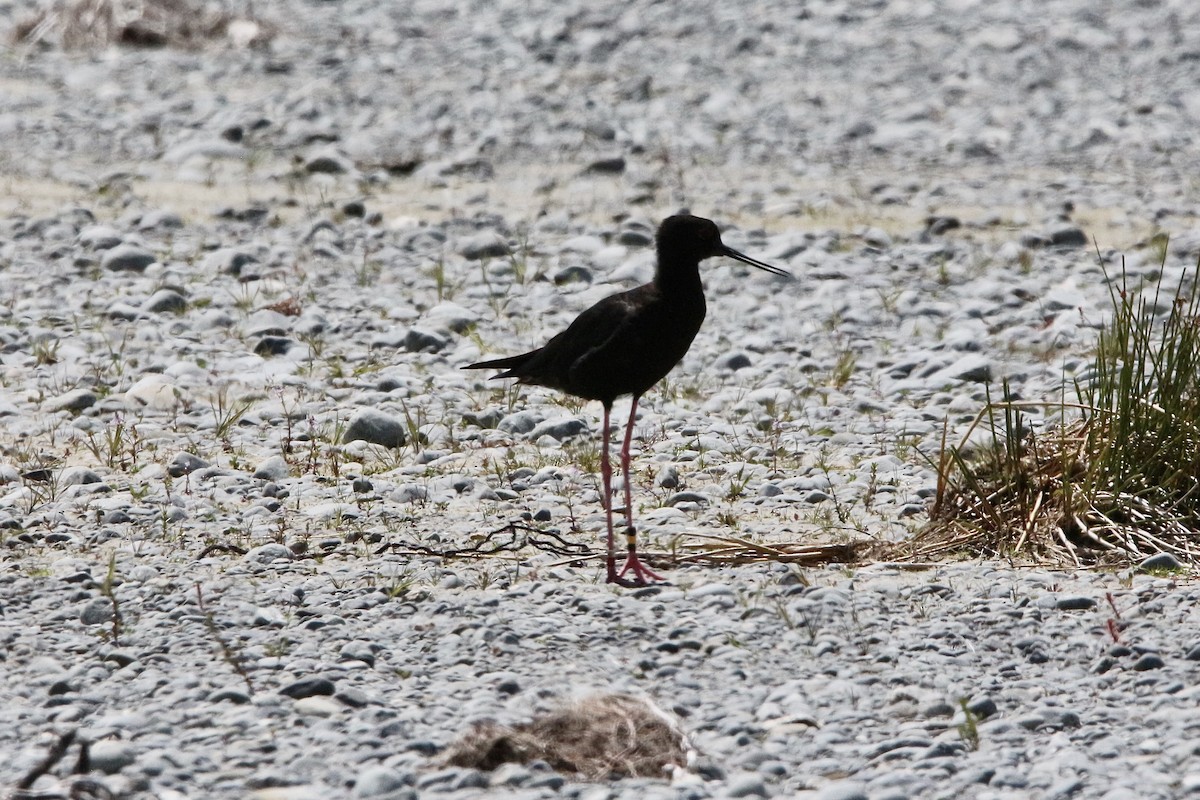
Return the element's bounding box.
[2,0,1200,798]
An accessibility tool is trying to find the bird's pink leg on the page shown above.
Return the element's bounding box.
[620,395,638,532]
[617,396,664,585]
[601,403,619,584]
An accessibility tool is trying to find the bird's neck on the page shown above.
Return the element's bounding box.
[654,258,703,299]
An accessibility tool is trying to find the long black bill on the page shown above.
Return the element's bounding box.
[722,245,791,278]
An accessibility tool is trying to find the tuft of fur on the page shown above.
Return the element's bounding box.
[442,693,693,781]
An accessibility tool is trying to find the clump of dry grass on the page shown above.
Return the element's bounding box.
[14,0,272,50]
[442,693,693,781]
[898,254,1200,568]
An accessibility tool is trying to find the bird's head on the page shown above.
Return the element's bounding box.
[656,214,790,277]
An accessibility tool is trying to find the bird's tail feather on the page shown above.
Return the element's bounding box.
[462,353,532,375]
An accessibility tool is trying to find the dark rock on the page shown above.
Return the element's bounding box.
[1138,552,1183,572]
[554,265,593,285]
[715,351,753,370]
[211,689,252,704]
[203,248,259,276]
[459,234,511,261]
[925,216,962,235]
[168,452,210,477]
[255,336,294,356]
[101,243,156,272]
[343,409,407,448]
[584,156,626,174]
[403,328,448,353]
[616,228,654,247]
[80,598,115,625]
[1055,596,1097,610]
[1049,226,1088,248]
[529,416,588,441]
[280,677,336,698]
[47,389,98,413]
[143,289,187,313]
[1132,653,1165,671]
[966,695,998,718]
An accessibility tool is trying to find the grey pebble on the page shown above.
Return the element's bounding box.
[101,243,156,272]
[1048,226,1088,247]
[60,466,102,486]
[78,224,122,250]
[244,543,293,564]
[1132,653,1165,671]
[305,150,353,174]
[403,327,448,353]
[1055,596,1097,610]
[343,409,407,448]
[966,695,998,718]
[47,388,98,413]
[617,228,654,247]
[254,455,290,481]
[813,782,869,800]
[725,772,769,798]
[211,689,251,704]
[353,765,411,798]
[1044,778,1085,800]
[168,452,210,477]
[529,416,588,441]
[392,484,428,503]
[89,740,137,774]
[666,491,709,507]
[255,336,294,356]
[1138,552,1183,572]
[655,465,680,488]
[489,762,532,787]
[584,156,625,174]
[142,289,187,313]
[79,598,115,625]
[459,233,510,260]
[715,351,753,370]
[203,247,258,276]
[280,677,336,699]
[554,265,593,284]
[137,209,184,230]
[497,409,545,435]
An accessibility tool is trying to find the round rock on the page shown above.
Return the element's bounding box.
[101,243,156,272]
[343,409,407,448]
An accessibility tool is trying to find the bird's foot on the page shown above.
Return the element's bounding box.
[607,552,664,587]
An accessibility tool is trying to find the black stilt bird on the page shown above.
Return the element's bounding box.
[464,215,790,586]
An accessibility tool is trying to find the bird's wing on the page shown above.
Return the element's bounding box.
[522,289,646,383]
[565,292,663,380]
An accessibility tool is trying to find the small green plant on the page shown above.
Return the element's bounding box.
[829,348,857,389]
[195,584,255,695]
[83,414,143,471]
[354,252,383,287]
[957,698,980,751]
[1017,249,1034,274]
[724,465,752,502]
[32,336,60,365]
[913,249,1200,566]
[99,553,123,646]
[210,385,255,441]
[12,445,63,514]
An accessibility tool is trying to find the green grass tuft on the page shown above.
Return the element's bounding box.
[906,248,1200,566]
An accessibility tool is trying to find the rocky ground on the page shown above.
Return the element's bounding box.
[2,0,1200,798]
